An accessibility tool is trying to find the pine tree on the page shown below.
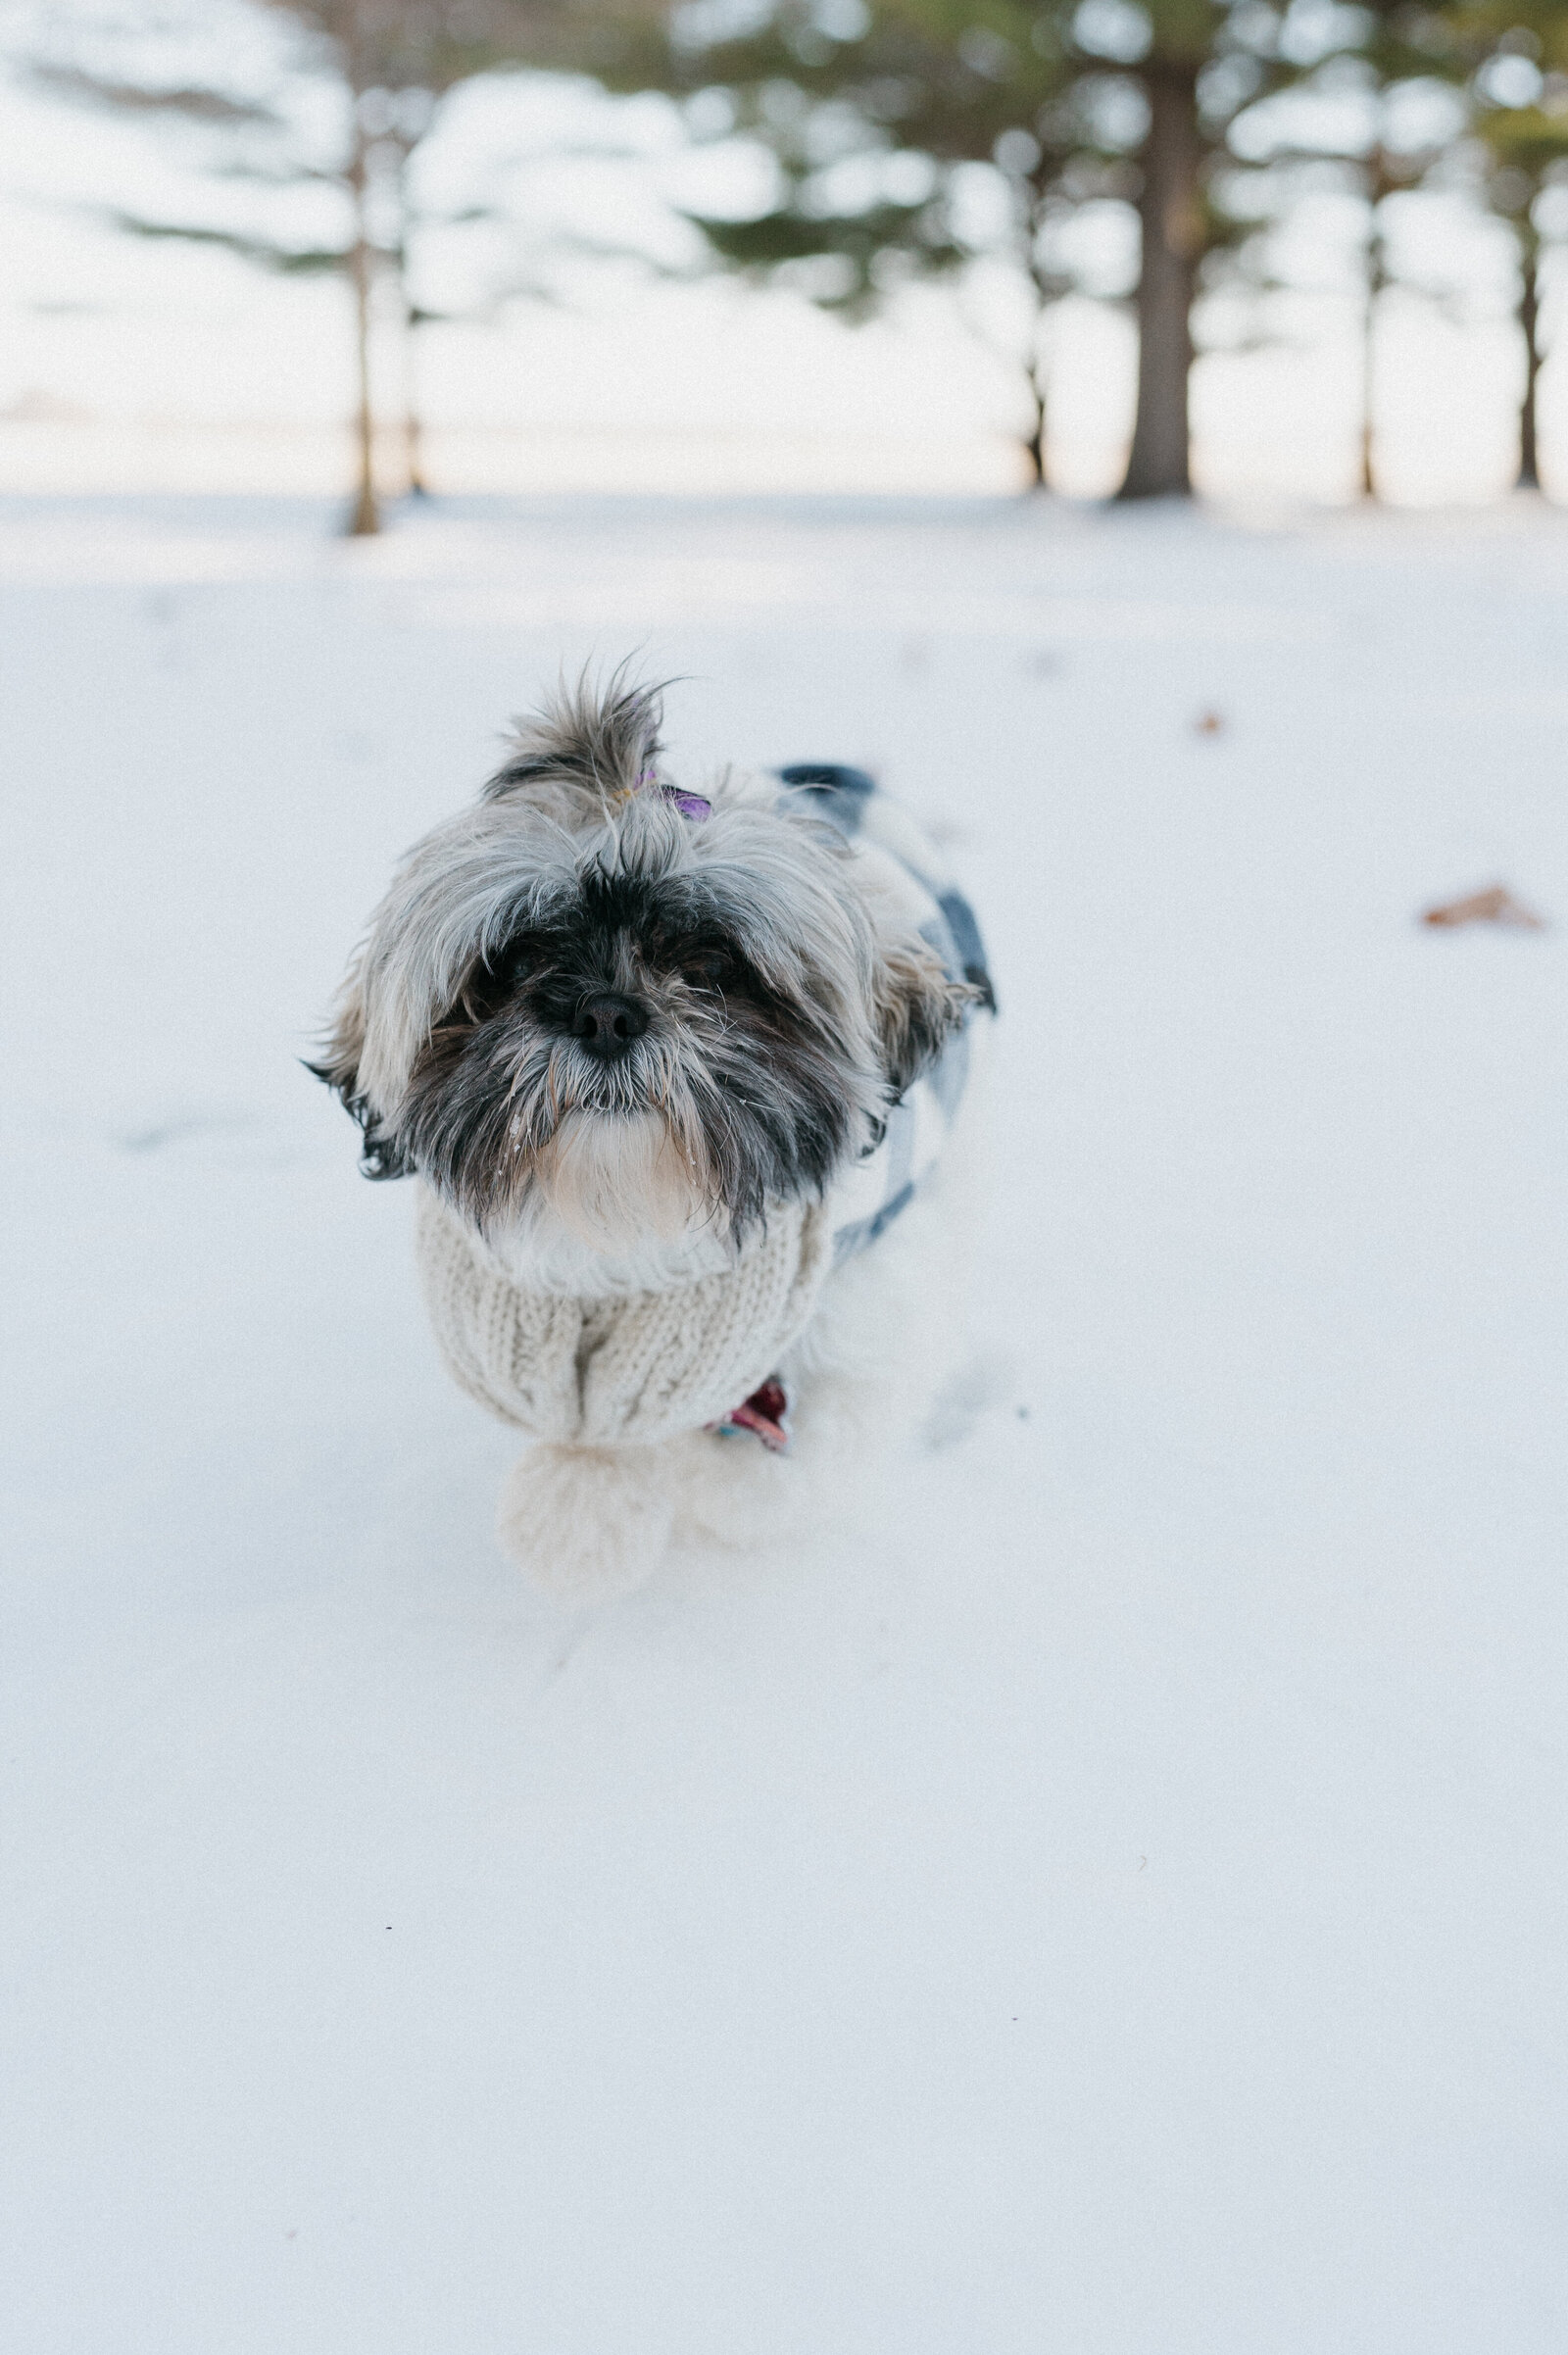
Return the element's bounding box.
[1189,5,1483,501]
[1481,101,1568,488]
[258,4,668,523]
[1441,4,1568,489]
[31,0,665,532]
[1346,12,1476,499]
[1250,3,1566,499]
[656,3,1323,499]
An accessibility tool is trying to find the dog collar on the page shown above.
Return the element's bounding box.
[709,1375,792,1454]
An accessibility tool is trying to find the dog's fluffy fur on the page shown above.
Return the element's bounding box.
[314,673,985,1598]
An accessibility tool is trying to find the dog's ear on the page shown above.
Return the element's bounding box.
[305,967,414,1180]
[872,936,979,1098]
[484,669,664,805]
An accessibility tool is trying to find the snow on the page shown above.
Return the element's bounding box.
[4,489,1568,2353]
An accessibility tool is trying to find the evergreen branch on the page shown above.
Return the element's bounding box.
[107,214,348,274]
[26,63,284,128]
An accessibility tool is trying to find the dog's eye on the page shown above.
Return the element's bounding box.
[457,939,535,1023]
[682,950,732,988]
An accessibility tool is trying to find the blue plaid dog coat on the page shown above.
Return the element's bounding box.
[776,763,995,1267]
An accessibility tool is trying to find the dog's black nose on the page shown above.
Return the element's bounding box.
[571,992,649,1057]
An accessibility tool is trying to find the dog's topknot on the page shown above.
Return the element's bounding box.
[485,667,665,805]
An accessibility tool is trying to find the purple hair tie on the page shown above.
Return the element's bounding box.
[660,787,712,820]
[634,762,710,821]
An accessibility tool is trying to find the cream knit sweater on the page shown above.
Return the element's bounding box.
[416,1182,835,1449]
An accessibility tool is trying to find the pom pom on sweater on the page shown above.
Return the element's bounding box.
[495,1443,673,1601]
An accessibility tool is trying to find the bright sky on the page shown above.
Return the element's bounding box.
[0,0,1555,502]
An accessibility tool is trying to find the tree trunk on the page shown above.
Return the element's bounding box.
[1518,232,1542,492]
[1117,65,1200,501]
[1024,342,1048,491]
[401,286,428,499]
[344,103,378,535]
[396,158,429,500]
[1358,276,1376,501]
[1359,203,1386,502]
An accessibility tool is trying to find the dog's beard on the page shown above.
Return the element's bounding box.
[533,1106,712,1251]
[388,973,872,1251]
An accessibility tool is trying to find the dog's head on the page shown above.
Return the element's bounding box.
[312,675,975,1251]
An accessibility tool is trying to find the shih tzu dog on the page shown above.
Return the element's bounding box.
[313,673,994,1600]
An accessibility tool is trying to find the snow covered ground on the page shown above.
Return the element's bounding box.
[4,489,1568,2354]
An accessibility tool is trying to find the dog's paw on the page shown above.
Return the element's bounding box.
[666,1428,798,1548]
[495,1442,673,1602]
[664,1380,874,1550]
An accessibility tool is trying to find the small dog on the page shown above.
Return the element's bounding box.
[313,674,994,1599]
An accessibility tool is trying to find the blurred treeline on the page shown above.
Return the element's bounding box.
[28,0,1568,524]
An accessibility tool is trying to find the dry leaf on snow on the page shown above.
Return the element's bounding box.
[1420,884,1548,931]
